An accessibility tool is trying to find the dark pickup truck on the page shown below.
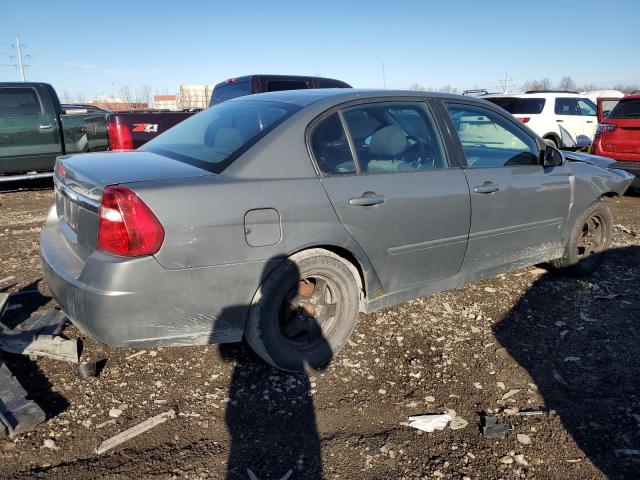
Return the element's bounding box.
[0,82,195,181]
[210,74,351,105]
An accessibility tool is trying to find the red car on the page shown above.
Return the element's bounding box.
[593,94,640,187]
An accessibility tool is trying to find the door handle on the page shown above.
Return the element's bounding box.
[349,193,386,206]
[586,120,594,123]
[473,183,500,194]
[556,119,564,123]
[39,124,53,131]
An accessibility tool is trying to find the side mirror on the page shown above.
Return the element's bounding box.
[543,145,563,167]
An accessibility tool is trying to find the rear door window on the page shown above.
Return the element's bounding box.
[487,97,545,114]
[310,113,356,175]
[608,99,640,118]
[577,98,597,116]
[446,103,539,168]
[555,98,579,115]
[265,80,309,92]
[342,102,447,173]
[0,87,42,117]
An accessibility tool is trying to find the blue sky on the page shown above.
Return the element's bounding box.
[1,0,639,99]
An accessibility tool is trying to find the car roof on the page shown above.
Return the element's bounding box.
[485,92,583,98]
[227,88,475,108]
[215,74,350,87]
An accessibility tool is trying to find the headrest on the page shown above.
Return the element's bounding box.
[369,125,406,156]
[214,127,243,152]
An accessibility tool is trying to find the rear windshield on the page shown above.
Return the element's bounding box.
[486,97,546,114]
[266,80,309,92]
[210,82,252,105]
[140,100,300,173]
[608,99,640,118]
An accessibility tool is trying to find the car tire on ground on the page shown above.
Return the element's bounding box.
[246,249,360,371]
[550,201,613,276]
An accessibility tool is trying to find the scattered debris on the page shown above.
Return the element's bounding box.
[500,455,513,464]
[484,287,496,293]
[0,359,46,438]
[594,293,625,300]
[579,312,597,323]
[125,350,147,360]
[614,224,638,236]
[96,419,116,429]
[43,438,59,450]
[473,382,483,390]
[442,302,453,314]
[449,416,469,430]
[247,468,293,480]
[482,415,507,438]
[108,408,123,418]
[516,410,546,416]
[615,449,640,457]
[0,309,77,362]
[501,389,521,400]
[77,362,98,379]
[517,433,531,445]
[95,409,176,454]
[514,454,528,466]
[406,414,453,432]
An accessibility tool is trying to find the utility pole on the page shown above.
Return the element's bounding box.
[497,72,514,93]
[16,35,25,81]
[10,35,31,81]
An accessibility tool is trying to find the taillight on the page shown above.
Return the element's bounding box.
[594,123,616,137]
[108,121,133,150]
[518,117,530,123]
[98,186,164,257]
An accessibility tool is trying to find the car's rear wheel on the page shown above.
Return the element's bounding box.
[246,249,360,371]
[550,201,612,276]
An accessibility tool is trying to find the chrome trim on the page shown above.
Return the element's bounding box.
[54,178,100,212]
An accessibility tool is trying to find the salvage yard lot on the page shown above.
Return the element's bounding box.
[0,184,639,479]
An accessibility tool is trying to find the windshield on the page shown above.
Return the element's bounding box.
[486,97,546,114]
[608,99,640,118]
[140,100,300,173]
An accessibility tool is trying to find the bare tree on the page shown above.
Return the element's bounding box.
[436,85,458,94]
[61,90,73,103]
[75,92,85,103]
[119,86,133,104]
[558,76,577,91]
[408,83,426,91]
[580,83,600,92]
[522,78,551,91]
[613,84,640,94]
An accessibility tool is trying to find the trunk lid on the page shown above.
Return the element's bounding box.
[599,118,640,154]
[54,150,214,259]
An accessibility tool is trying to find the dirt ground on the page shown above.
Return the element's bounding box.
[0,181,639,480]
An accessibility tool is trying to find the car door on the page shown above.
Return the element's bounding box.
[0,86,62,174]
[309,100,471,293]
[442,101,572,275]
[576,97,598,142]
[554,97,583,147]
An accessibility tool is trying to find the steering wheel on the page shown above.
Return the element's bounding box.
[405,135,435,169]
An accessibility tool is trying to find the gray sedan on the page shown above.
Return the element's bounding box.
[40,89,634,370]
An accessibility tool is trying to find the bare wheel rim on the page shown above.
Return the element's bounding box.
[576,213,606,259]
[276,275,343,351]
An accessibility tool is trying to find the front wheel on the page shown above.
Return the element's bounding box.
[245,250,360,371]
[550,202,612,276]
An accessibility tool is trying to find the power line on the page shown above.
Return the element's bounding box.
[8,35,32,81]
[496,72,515,93]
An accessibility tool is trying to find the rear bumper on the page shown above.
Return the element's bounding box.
[608,162,640,188]
[40,205,266,347]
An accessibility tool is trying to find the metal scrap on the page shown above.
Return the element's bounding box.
[482,414,507,438]
[0,359,46,438]
[95,409,176,454]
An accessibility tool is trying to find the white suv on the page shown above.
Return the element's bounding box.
[484,91,598,148]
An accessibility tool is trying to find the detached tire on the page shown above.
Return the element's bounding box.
[550,201,612,276]
[246,249,360,371]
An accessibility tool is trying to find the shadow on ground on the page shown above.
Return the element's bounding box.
[214,257,329,479]
[494,246,640,479]
[1,281,68,421]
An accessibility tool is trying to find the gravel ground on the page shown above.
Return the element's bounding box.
[0,181,639,480]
